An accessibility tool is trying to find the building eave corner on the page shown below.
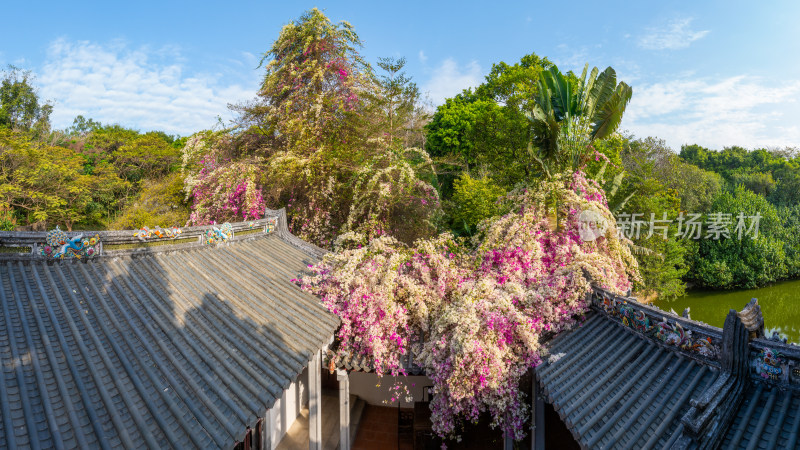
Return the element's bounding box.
[264,207,328,259]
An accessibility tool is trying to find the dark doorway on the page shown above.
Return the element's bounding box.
[544,402,580,449]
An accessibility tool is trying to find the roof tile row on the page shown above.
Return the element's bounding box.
[0,232,339,449]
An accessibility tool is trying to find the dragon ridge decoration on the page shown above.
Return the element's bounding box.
[755,347,784,381]
[40,226,100,259]
[266,217,277,233]
[655,319,719,358]
[205,222,233,245]
[598,291,720,359]
[133,226,182,240]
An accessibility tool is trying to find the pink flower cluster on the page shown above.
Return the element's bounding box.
[299,171,639,442]
[186,158,267,226]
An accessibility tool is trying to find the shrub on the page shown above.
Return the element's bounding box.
[449,173,506,235]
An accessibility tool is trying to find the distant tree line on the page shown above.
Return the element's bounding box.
[0,65,188,231]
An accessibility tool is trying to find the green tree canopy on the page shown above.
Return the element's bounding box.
[448,173,506,235]
[67,115,102,136]
[690,185,786,289]
[623,137,723,213]
[474,53,556,109]
[0,66,52,136]
[680,143,800,206]
[425,53,554,187]
[0,128,127,230]
[371,56,427,149]
[113,133,180,183]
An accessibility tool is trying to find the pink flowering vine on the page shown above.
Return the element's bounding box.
[299,171,639,442]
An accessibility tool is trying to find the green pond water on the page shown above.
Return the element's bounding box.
[653,279,800,344]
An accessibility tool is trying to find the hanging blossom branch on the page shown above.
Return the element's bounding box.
[298,171,639,442]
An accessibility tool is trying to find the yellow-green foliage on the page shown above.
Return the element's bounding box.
[450,173,506,233]
[113,132,180,182]
[110,172,190,229]
[0,128,128,230]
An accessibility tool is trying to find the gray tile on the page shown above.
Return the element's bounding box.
[0,231,338,448]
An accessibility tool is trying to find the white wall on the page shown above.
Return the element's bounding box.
[348,372,433,408]
[265,367,309,449]
[263,342,332,449]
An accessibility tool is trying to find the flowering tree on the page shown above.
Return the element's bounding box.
[182,9,441,247]
[343,148,441,243]
[182,131,266,225]
[261,150,345,247]
[242,7,370,152]
[300,170,639,441]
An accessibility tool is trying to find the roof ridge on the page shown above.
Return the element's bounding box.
[0,208,328,261]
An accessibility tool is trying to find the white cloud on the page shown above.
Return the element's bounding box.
[625,75,800,150]
[418,50,427,63]
[638,18,709,50]
[38,39,258,135]
[422,58,483,105]
[553,44,590,74]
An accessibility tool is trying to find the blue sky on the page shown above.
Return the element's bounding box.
[2,1,799,151]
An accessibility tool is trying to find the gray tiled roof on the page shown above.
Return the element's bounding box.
[536,312,720,449]
[0,232,338,449]
[721,383,800,449]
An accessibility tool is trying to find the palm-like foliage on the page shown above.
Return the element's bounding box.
[527,64,632,177]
